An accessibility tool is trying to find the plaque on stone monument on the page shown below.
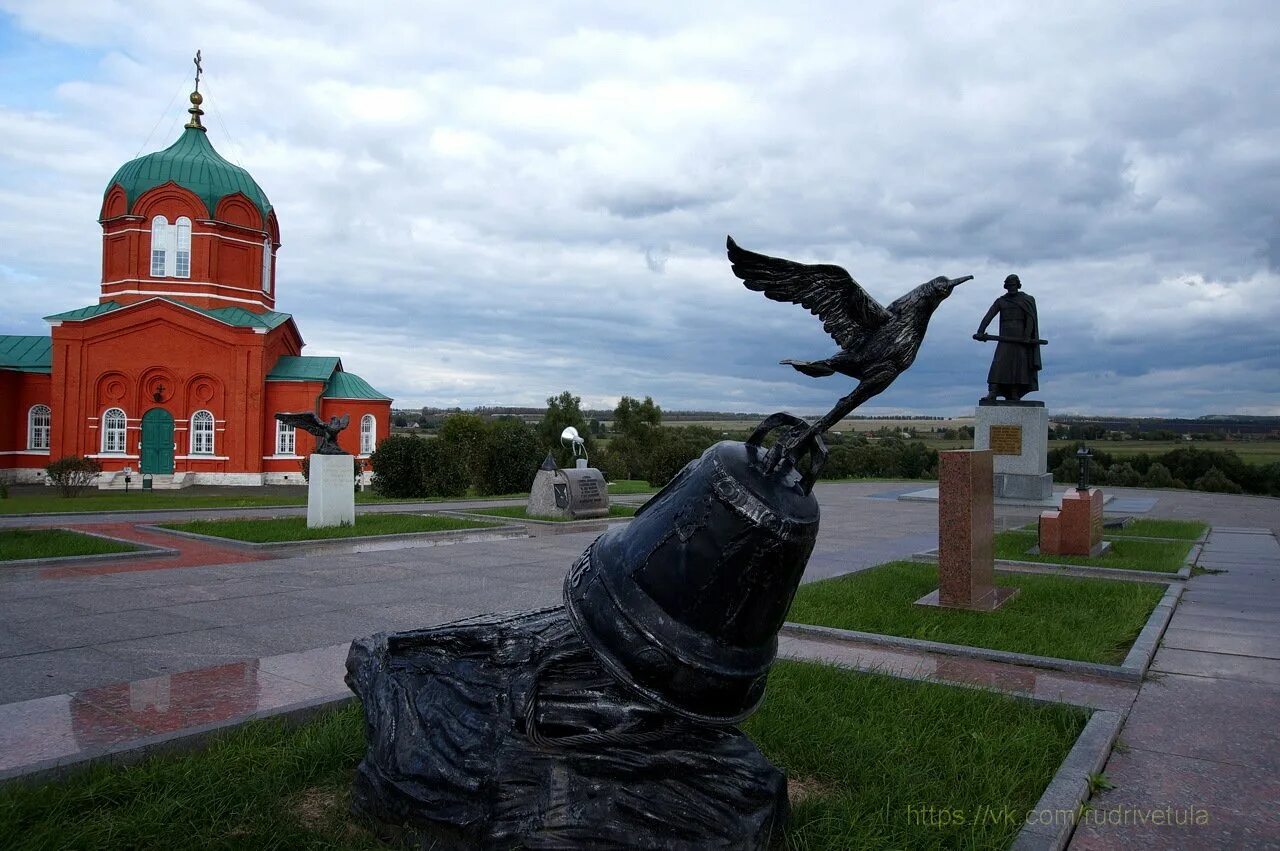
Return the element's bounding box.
[988,425,1023,456]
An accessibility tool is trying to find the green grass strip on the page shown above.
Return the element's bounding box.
[0,663,1086,851]
[996,530,1191,573]
[162,513,497,543]
[0,490,530,516]
[605,479,655,494]
[787,561,1164,664]
[0,529,138,562]
[472,504,637,522]
[743,660,1087,850]
[1019,518,1207,541]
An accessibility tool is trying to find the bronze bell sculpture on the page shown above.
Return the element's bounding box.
[565,412,826,723]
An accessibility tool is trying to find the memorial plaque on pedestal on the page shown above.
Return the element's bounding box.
[988,425,1022,455]
[307,453,355,528]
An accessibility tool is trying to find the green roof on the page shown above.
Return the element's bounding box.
[0,335,52,373]
[322,370,391,401]
[44,299,292,332]
[267,356,341,382]
[106,127,272,220]
[44,301,123,322]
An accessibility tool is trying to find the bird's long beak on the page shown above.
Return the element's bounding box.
[950,275,974,286]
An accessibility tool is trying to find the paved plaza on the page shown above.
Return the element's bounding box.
[1,481,1277,847]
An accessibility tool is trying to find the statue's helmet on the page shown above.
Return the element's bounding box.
[564,414,823,724]
[1004,274,1021,288]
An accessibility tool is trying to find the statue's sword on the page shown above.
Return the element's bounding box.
[972,333,1048,345]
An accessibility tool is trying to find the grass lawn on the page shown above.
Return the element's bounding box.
[606,479,655,494]
[472,504,638,522]
[1020,518,1207,541]
[0,490,529,516]
[996,530,1191,573]
[162,513,498,543]
[0,661,1086,851]
[0,529,138,562]
[787,561,1165,664]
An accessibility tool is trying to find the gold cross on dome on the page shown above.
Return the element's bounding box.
[193,49,203,92]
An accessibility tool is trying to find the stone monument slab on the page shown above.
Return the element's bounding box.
[1039,487,1108,557]
[307,453,355,528]
[974,402,1053,503]
[917,449,1017,611]
[527,465,610,519]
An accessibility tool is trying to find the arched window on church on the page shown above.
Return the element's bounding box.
[360,414,375,455]
[102,408,127,454]
[28,405,51,450]
[262,238,273,294]
[175,217,192,278]
[150,217,169,276]
[150,216,192,279]
[190,410,214,455]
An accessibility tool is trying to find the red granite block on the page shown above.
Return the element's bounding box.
[1039,510,1062,553]
[920,450,1017,610]
[1056,488,1104,556]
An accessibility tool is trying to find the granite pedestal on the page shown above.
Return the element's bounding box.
[974,400,1053,504]
[307,453,355,528]
[1039,487,1108,557]
[527,466,609,519]
[917,449,1017,611]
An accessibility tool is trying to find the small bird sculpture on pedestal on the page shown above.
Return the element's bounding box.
[727,236,971,466]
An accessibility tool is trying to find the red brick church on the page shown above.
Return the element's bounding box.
[0,81,391,487]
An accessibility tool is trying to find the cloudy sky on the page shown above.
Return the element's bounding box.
[1,1,1277,417]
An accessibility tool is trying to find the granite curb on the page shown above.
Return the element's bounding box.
[911,548,1194,582]
[440,509,636,529]
[136,522,528,552]
[1009,709,1125,851]
[0,497,531,522]
[782,582,1181,683]
[0,528,178,569]
[0,692,355,787]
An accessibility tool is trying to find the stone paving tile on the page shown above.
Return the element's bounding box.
[0,595,89,624]
[1177,601,1280,624]
[161,593,346,629]
[0,692,152,772]
[777,634,1136,711]
[1160,627,1280,660]
[94,626,270,675]
[1171,612,1280,637]
[1117,672,1280,771]
[0,647,157,704]
[73,662,325,736]
[1151,647,1280,686]
[1070,747,1280,851]
[8,608,212,652]
[257,643,348,691]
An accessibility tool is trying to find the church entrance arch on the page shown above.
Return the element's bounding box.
[140,408,175,474]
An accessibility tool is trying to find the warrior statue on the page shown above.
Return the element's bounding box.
[974,274,1045,402]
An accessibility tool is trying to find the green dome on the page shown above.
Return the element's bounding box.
[106,127,272,222]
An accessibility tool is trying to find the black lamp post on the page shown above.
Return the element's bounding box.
[1076,446,1093,492]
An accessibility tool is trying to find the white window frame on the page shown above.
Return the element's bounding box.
[102,408,127,454]
[360,414,375,454]
[150,216,169,276]
[190,410,215,455]
[262,238,273,294]
[276,419,295,455]
[28,404,51,450]
[174,216,192,278]
[149,216,192,278]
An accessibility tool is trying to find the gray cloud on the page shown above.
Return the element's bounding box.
[0,0,1277,416]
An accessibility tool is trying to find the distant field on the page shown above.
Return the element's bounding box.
[917,437,1279,466]
[658,417,974,435]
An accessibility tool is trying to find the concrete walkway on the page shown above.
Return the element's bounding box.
[1071,527,1280,850]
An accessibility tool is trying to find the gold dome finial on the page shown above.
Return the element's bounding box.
[184,49,206,132]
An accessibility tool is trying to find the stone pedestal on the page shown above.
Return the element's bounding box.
[974,401,1053,503]
[527,467,609,519]
[1039,488,1108,557]
[307,453,355,528]
[917,449,1017,611]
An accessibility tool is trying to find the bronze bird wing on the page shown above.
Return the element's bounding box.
[275,411,327,438]
[727,235,892,348]
[334,414,350,432]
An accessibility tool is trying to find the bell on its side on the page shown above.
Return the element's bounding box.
[564,413,826,724]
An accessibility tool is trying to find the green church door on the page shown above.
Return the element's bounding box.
[140,408,175,474]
